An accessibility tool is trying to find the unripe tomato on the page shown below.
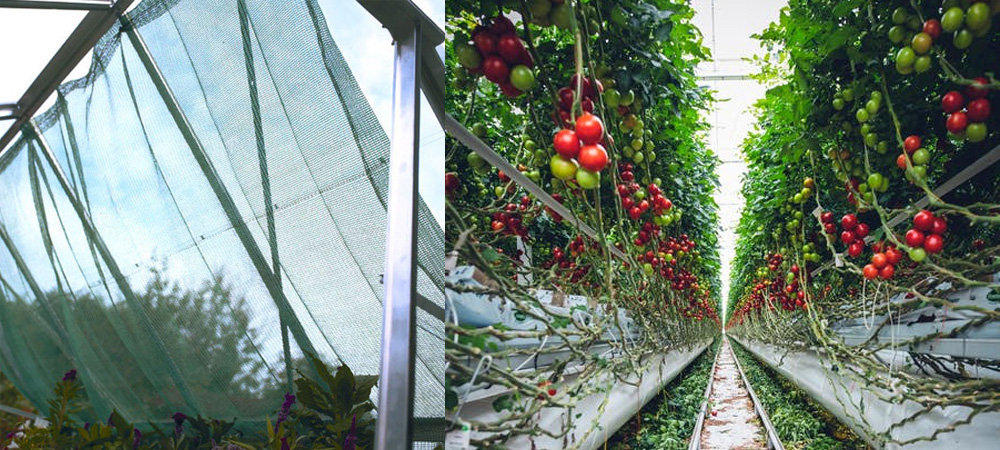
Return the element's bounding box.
[550,154,578,180]
[911,32,932,54]
[966,123,988,142]
[941,7,964,33]
[965,2,991,31]
[509,65,535,91]
[575,168,600,189]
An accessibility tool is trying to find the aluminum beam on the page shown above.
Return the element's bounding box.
[0,0,112,9]
[0,0,135,154]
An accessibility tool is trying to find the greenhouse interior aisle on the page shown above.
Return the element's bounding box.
[699,340,765,450]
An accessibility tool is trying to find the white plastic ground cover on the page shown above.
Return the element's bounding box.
[733,337,1000,449]
[449,341,711,450]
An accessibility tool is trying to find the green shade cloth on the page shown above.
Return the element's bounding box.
[0,0,443,434]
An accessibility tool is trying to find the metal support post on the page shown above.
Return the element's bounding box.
[375,18,422,450]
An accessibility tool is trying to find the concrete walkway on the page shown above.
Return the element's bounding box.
[700,339,766,450]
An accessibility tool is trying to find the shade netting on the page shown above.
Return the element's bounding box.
[0,0,443,437]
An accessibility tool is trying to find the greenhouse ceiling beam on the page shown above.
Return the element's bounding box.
[0,0,113,10]
[0,0,135,154]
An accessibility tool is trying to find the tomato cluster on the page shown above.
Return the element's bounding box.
[941,78,991,142]
[903,209,947,262]
[550,113,608,188]
[862,241,903,280]
[455,16,536,97]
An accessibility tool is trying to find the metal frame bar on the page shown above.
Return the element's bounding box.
[374,17,422,450]
[0,0,134,155]
[0,0,112,9]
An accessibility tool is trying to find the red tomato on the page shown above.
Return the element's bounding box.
[553,129,581,158]
[871,253,888,269]
[905,229,926,247]
[841,213,858,230]
[855,223,870,238]
[824,222,837,234]
[947,111,969,133]
[885,247,903,265]
[967,98,991,123]
[863,264,879,279]
[923,19,942,40]
[578,144,609,172]
[473,29,498,55]
[903,135,922,153]
[569,74,595,98]
[896,153,909,170]
[965,76,990,100]
[821,211,834,223]
[923,233,944,253]
[848,241,865,257]
[931,217,947,235]
[498,79,523,97]
[878,264,895,279]
[574,113,605,144]
[558,87,575,110]
[913,210,935,231]
[841,230,856,244]
[497,35,526,64]
[482,56,510,83]
[941,90,965,113]
[491,16,516,35]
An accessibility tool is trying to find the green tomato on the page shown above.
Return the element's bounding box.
[870,91,882,104]
[576,168,601,189]
[866,99,880,114]
[877,140,889,154]
[888,25,906,43]
[833,97,845,110]
[620,90,635,106]
[467,152,488,170]
[528,0,551,18]
[550,3,574,30]
[860,124,871,135]
[941,7,965,32]
[842,88,855,102]
[891,7,908,25]
[867,173,884,190]
[862,191,875,204]
[966,3,991,31]
[906,15,922,31]
[953,29,975,49]
[645,141,654,152]
[550,154,578,180]
[510,65,535,91]
[972,22,992,37]
[914,55,932,73]
[909,165,927,180]
[455,43,482,69]
[858,182,870,194]
[896,46,916,68]
[631,138,644,150]
[647,151,656,162]
[911,32,933,54]
[879,176,890,193]
[643,263,654,275]
[908,247,927,262]
[801,187,811,197]
[524,139,537,151]
[471,123,486,137]
[526,170,541,182]
[911,148,930,165]
[856,108,870,123]
[632,151,645,164]
[604,88,621,108]
[653,177,662,186]
[793,193,803,203]
[966,122,988,142]
[495,186,505,198]
[635,189,646,200]
[865,133,878,147]
[896,61,915,75]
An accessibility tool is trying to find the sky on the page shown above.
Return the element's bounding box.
[689,0,786,318]
[0,0,445,229]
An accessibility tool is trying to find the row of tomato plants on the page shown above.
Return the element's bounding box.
[445,0,725,444]
[728,0,999,325]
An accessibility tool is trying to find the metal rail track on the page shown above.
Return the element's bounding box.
[688,336,784,450]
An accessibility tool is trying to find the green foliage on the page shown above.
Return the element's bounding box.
[730,341,867,450]
[4,356,376,450]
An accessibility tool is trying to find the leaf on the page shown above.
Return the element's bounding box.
[332,364,357,415]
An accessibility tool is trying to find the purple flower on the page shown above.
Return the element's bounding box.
[108,413,115,427]
[132,428,142,449]
[62,369,77,381]
[280,436,290,450]
[274,393,295,433]
[84,423,90,431]
[343,415,358,450]
[172,412,187,437]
